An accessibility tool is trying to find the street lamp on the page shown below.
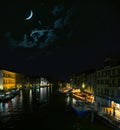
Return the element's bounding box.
[82,83,85,89]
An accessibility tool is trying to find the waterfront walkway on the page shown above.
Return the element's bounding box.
[97,107,120,129]
[72,92,120,129]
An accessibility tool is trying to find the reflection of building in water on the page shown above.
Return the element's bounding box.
[66,96,71,105]
[0,69,25,90]
[40,87,47,100]
[29,89,32,103]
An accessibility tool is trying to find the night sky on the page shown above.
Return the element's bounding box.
[0,0,120,80]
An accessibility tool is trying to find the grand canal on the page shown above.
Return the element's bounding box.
[0,85,114,130]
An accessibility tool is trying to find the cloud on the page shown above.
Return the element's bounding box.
[39,30,56,48]
[4,5,74,50]
[52,5,64,15]
[18,34,35,48]
[30,29,48,43]
[54,7,73,29]
[63,8,73,26]
[5,28,57,49]
[54,18,64,29]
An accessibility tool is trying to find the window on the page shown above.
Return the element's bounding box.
[111,90,114,97]
[112,79,115,84]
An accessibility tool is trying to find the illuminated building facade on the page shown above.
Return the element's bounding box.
[40,77,48,86]
[86,71,96,94]
[95,57,120,119]
[70,73,87,89]
[0,69,24,90]
[70,56,120,119]
[70,69,95,92]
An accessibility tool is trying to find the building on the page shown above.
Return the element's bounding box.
[0,69,25,90]
[95,57,120,118]
[86,71,96,94]
[70,56,120,119]
[70,69,95,92]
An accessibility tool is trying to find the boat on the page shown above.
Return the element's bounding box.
[11,88,20,96]
[71,98,91,116]
[0,88,20,102]
[58,87,72,94]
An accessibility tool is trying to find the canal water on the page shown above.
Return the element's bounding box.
[0,85,114,130]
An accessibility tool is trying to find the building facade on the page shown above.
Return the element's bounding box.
[95,57,120,118]
[0,69,25,90]
[70,56,120,119]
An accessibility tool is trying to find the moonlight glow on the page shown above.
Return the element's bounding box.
[25,10,33,20]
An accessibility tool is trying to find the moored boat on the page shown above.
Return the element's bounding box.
[58,87,72,94]
[71,98,91,116]
[0,88,20,102]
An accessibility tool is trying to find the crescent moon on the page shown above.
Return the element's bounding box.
[25,10,33,20]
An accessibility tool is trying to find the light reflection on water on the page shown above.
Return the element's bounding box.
[29,89,32,103]
[0,86,52,128]
[40,87,47,100]
[65,95,72,106]
[0,86,114,130]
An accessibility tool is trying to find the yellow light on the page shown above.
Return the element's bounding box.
[0,85,3,90]
[82,83,85,89]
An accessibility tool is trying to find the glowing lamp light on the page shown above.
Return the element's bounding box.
[0,85,3,90]
[82,83,85,89]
